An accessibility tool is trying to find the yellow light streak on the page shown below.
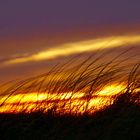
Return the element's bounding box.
[96,84,126,96]
[4,35,140,65]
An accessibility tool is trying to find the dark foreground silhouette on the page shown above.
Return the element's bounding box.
[0,94,139,140]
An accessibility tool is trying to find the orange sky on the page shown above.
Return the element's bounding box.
[0,25,140,83]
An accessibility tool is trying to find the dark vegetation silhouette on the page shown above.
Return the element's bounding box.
[0,50,139,140]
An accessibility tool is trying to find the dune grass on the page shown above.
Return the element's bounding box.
[0,50,139,139]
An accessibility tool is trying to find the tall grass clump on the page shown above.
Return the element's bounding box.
[0,49,139,116]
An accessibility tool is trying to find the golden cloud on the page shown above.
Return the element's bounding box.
[3,34,140,65]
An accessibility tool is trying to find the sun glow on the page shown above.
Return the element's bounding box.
[0,84,126,114]
[96,84,126,96]
[4,34,140,65]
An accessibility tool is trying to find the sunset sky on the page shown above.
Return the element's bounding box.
[0,0,140,83]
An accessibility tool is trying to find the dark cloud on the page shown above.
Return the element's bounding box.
[0,0,140,38]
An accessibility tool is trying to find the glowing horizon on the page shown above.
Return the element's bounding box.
[0,84,126,114]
